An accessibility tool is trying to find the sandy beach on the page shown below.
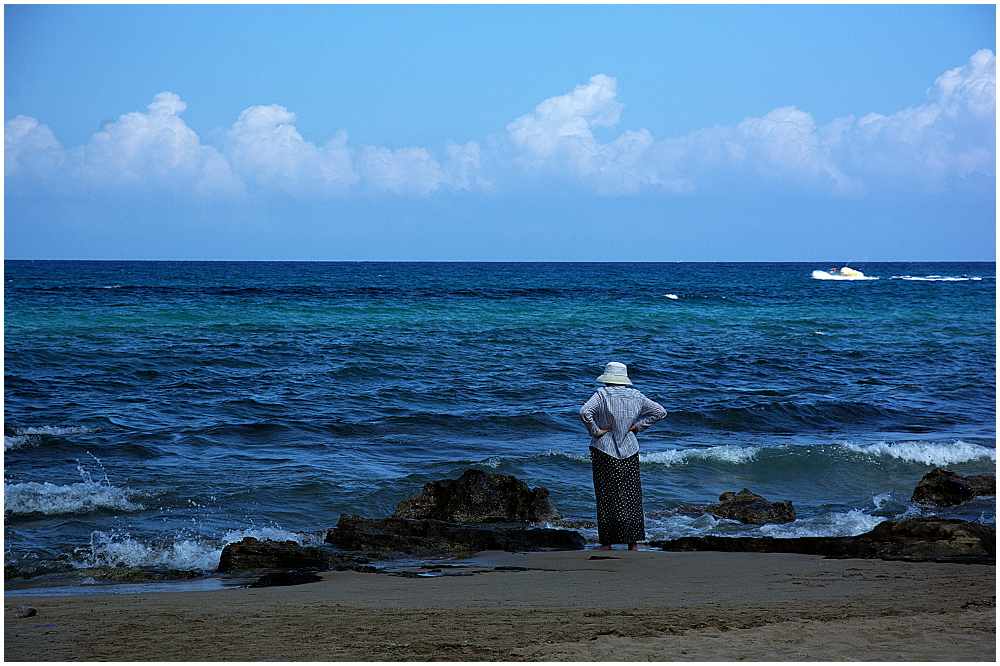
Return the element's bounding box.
[5,549,995,662]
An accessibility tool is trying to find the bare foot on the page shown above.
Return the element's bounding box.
[595,544,612,551]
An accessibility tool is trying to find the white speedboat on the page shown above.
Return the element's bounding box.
[811,267,877,281]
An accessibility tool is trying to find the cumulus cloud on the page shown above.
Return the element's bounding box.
[505,73,623,176]
[4,51,994,202]
[68,92,244,198]
[219,104,357,196]
[832,48,996,191]
[5,115,65,188]
[500,50,994,196]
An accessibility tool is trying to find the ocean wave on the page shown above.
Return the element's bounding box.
[537,450,592,464]
[641,445,760,467]
[534,446,761,467]
[71,527,320,572]
[11,425,95,436]
[670,400,909,434]
[4,425,98,451]
[841,440,996,466]
[759,509,884,538]
[4,479,146,516]
[644,507,887,541]
[893,275,985,281]
[4,435,32,451]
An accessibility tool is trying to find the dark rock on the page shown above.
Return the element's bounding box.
[911,468,996,507]
[650,517,995,563]
[73,567,202,582]
[391,469,561,523]
[5,560,75,580]
[14,605,37,618]
[217,537,365,573]
[865,516,995,559]
[511,526,586,551]
[249,570,323,588]
[327,514,584,555]
[705,489,796,524]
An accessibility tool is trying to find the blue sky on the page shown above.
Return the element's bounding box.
[4,3,995,261]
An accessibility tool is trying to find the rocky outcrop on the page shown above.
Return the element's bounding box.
[391,469,561,523]
[911,468,996,507]
[327,514,584,555]
[216,472,576,574]
[650,517,995,564]
[704,489,796,524]
[249,570,324,587]
[216,537,371,573]
[864,516,995,559]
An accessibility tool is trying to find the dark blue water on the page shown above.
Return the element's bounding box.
[5,261,995,589]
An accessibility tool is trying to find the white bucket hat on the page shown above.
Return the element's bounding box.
[596,361,633,385]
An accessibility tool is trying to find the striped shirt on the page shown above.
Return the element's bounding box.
[579,385,667,459]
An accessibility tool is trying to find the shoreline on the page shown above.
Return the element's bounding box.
[6,550,995,661]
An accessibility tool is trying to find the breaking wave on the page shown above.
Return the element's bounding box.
[71,527,320,572]
[641,445,760,466]
[759,509,884,538]
[535,445,761,467]
[5,435,31,452]
[642,507,888,541]
[4,479,146,516]
[841,440,996,466]
[5,425,98,451]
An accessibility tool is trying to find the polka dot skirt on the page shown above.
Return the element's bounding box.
[590,447,645,545]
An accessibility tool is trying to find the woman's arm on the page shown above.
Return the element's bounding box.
[631,396,667,433]
[579,391,610,437]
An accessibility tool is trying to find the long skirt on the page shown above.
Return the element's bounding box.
[590,447,645,544]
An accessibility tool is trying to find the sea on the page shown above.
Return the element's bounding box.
[4,261,996,595]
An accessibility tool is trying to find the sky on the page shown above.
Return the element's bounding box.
[4,3,996,261]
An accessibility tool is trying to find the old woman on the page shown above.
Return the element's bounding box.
[580,362,666,551]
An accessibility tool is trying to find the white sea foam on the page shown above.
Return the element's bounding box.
[759,509,883,538]
[4,479,146,515]
[73,532,223,572]
[5,426,96,451]
[641,445,760,467]
[871,491,899,511]
[644,507,886,541]
[14,425,95,436]
[664,294,679,300]
[538,446,759,467]
[538,450,592,464]
[842,440,996,466]
[219,526,321,547]
[895,275,983,282]
[4,435,32,451]
[72,527,319,572]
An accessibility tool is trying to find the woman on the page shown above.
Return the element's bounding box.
[580,361,666,551]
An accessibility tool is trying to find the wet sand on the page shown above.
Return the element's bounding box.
[5,550,995,661]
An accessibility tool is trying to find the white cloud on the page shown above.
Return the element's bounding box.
[501,50,994,196]
[67,92,244,198]
[219,104,357,196]
[5,115,65,188]
[834,48,996,191]
[357,145,446,196]
[506,73,623,172]
[442,140,483,191]
[4,51,994,202]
